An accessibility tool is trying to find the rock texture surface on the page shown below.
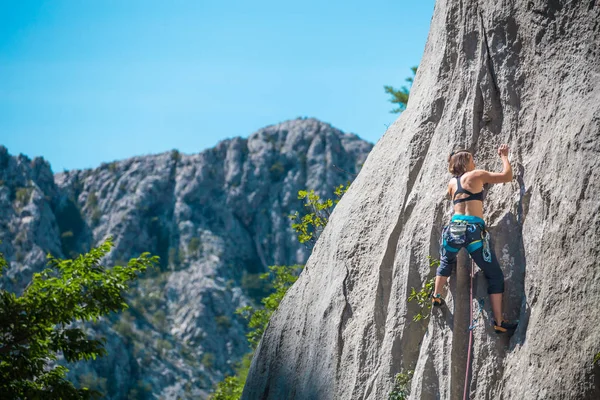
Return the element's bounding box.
[0,118,372,399]
[242,2,600,399]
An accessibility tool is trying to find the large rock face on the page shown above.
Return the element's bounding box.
[0,118,372,399]
[242,2,600,399]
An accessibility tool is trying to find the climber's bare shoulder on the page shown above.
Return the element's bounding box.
[446,177,463,198]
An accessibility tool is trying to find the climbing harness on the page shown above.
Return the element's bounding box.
[481,229,492,263]
[443,216,488,254]
[463,259,476,400]
[448,221,468,244]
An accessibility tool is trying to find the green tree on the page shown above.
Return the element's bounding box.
[384,66,417,113]
[236,264,303,349]
[210,266,301,400]
[0,239,158,399]
[210,353,252,400]
[289,182,350,246]
[211,181,350,399]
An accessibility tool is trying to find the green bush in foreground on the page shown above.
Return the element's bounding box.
[0,238,158,399]
[210,353,252,400]
[211,182,349,399]
[236,264,303,349]
[210,265,302,400]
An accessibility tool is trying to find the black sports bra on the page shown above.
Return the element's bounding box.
[453,174,484,204]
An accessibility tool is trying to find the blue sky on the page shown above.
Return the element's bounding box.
[0,0,435,171]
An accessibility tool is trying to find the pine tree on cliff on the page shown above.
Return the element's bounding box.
[384,66,418,113]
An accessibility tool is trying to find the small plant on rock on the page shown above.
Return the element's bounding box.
[289,182,350,246]
[388,369,413,400]
[407,257,440,322]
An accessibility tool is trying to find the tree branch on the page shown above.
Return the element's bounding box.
[0,335,31,354]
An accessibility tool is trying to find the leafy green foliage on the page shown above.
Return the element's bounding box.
[212,182,350,399]
[240,272,271,302]
[236,264,303,349]
[594,352,600,365]
[289,182,350,245]
[0,238,158,399]
[384,66,417,114]
[388,369,413,400]
[407,257,439,322]
[210,353,252,400]
[212,376,244,400]
[210,265,301,399]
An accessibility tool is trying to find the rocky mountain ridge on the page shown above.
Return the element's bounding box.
[0,117,373,399]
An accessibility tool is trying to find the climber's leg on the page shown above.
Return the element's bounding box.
[489,293,503,328]
[466,240,503,287]
[467,230,516,332]
[433,275,449,296]
[434,226,460,304]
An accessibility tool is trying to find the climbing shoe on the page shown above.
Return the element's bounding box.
[431,293,445,307]
[493,319,518,334]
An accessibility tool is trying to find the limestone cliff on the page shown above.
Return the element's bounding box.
[242,2,600,399]
[0,118,372,399]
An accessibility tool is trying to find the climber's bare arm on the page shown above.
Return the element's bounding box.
[471,144,512,184]
[447,181,454,198]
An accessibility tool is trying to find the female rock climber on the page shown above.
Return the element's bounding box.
[431,144,518,334]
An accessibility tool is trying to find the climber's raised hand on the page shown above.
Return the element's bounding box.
[497,144,509,158]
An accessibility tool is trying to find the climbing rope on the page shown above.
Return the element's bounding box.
[463,259,475,400]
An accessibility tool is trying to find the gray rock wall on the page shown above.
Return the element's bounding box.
[242,1,600,399]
